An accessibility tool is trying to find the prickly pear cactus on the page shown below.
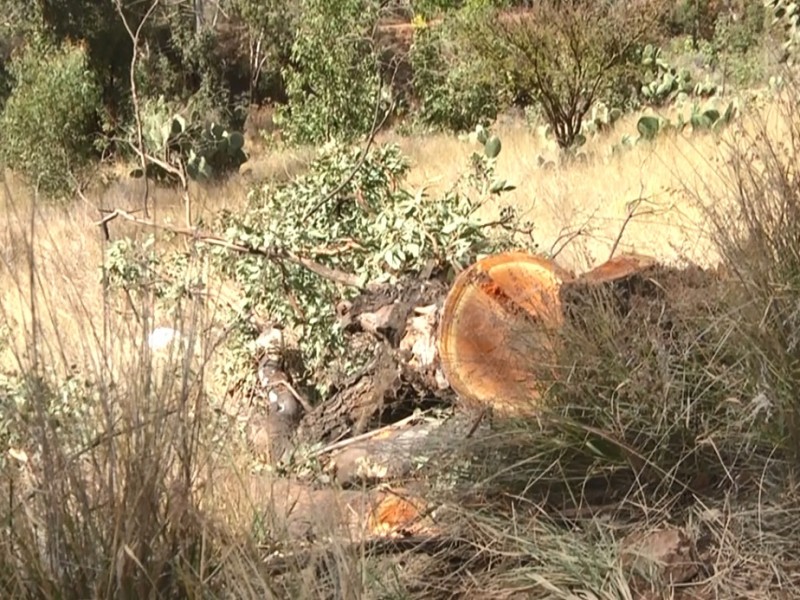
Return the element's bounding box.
[764,0,800,61]
[130,110,248,184]
[470,125,514,195]
[639,44,716,106]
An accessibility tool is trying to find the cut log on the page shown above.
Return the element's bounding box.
[321,415,445,486]
[231,476,436,545]
[367,488,434,539]
[437,251,573,418]
[293,278,454,447]
[293,343,403,445]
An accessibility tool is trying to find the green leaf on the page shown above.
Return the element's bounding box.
[171,115,186,136]
[691,112,713,130]
[209,122,225,139]
[489,179,516,194]
[484,135,502,159]
[226,131,245,152]
[637,116,660,140]
[723,102,736,124]
[703,109,721,124]
[384,248,402,270]
[441,219,462,235]
[406,242,421,258]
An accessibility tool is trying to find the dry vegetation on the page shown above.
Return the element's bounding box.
[2,63,800,600]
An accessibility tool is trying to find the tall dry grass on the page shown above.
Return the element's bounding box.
[0,178,375,598]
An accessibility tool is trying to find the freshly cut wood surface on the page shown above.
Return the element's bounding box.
[437,251,573,417]
[578,253,658,284]
[224,476,435,543]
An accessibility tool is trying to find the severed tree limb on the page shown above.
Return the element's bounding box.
[93,208,368,290]
[311,411,432,457]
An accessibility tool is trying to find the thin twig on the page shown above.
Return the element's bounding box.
[115,0,161,218]
[608,188,660,261]
[302,59,396,220]
[549,210,599,259]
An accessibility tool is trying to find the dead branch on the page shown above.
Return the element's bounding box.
[549,209,599,259]
[608,188,662,261]
[312,411,432,457]
[115,0,161,218]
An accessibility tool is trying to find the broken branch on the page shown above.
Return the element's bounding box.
[93,209,366,289]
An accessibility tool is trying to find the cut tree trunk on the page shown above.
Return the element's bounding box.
[436,251,574,418]
[292,277,454,447]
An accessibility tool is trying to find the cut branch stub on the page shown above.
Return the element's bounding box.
[560,253,662,326]
[437,252,573,418]
[368,489,435,539]
[582,253,658,284]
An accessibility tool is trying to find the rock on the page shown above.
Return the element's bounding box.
[621,525,706,595]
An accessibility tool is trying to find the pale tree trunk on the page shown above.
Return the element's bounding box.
[194,0,205,33]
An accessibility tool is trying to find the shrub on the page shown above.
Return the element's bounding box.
[667,0,723,42]
[464,0,668,150]
[277,0,385,144]
[229,0,298,104]
[409,14,502,132]
[0,38,101,199]
[714,1,766,55]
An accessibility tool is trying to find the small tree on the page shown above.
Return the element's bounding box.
[0,38,102,199]
[229,0,297,104]
[466,0,668,150]
[410,12,502,132]
[277,0,384,144]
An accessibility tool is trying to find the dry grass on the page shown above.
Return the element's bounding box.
[0,93,788,375]
[381,104,755,273]
[2,86,800,597]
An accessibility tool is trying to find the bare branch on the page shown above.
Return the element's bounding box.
[115,0,161,218]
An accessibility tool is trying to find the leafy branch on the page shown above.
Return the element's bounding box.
[93,208,366,289]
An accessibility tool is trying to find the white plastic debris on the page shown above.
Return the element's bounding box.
[148,327,180,351]
[255,326,284,355]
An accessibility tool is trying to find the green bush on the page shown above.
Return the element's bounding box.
[409,15,502,132]
[0,39,101,199]
[667,0,722,41]
[466,0,665,150]
[277,0,384,144]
